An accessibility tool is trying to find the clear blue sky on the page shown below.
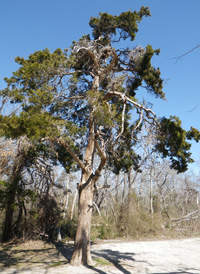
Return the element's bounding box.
[1,0,200,171]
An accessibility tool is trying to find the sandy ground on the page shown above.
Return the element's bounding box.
[0,237,200,274]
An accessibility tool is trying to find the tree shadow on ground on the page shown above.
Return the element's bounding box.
[91,248,139,274]
[52,241,73,262]
[0,248,18,268]
[53,241,108,274]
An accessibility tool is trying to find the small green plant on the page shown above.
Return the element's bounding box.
[48,261,66,268]
[61,219,77,240]
[93,257,112,266]
[98,224,111,239]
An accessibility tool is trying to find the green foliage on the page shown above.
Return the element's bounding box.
[107,121,142,174]
[156,116,193,172]
[187,127,200,142]
[5,48,66,92]
[108,146,141,175]
[0,112,61,140]
[89,7,151,42]
[0,48,69,141]
[136,45,164,99]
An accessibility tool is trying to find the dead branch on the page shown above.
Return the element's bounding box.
[113,102,126,144]
[105,90,156,118]
[171,43,200,63]
[165,210,200,225]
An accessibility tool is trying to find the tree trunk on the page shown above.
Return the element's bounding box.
[2,178,18,242]
[70,75,105,265]
[70,173,94,265]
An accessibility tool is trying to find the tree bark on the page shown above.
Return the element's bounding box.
[70,173,94,265]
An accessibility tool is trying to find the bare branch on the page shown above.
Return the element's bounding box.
[131,109,143,134]
[105,90,156,117]
[73,46,95,53]
[115,102,126,143]
[171,43,200,63]
[93,201,101,216]
[0,96,8,113]
[166,210,200,224]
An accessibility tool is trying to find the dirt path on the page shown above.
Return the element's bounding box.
[0,238,200,273]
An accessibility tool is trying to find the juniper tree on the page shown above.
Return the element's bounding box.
[0,7,199,265]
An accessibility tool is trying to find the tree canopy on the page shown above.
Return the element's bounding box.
[1,7,197,174]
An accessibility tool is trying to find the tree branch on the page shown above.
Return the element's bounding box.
[49,137,87,172]
[165,210,200,225]
[171,43,200,64]
[131,110,143,134]
[105,90,156,117]
[115,102,126,143]
[100,51,118,75]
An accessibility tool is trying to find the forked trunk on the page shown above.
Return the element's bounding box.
[70,173,94,265]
